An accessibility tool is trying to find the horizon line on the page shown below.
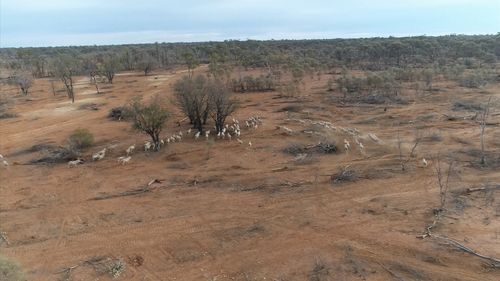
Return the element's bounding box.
[1,32,498,49]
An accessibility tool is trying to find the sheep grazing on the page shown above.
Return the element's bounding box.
[117,156,132,165]
[126,145,135,156]
[422,158,428,167]
[92,148,107,161]
[344,139,351,152]
[359,142,364,151]
[195,131,201,140]
[68,159,84,168]
[237,139,243,144]
[248,141,252,147]
[144,141,152,152]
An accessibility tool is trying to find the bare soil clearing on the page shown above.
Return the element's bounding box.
[1,68,499,280]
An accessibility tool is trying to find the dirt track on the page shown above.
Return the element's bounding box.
[1,68,499,280]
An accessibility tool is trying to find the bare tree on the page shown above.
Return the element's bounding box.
[479,97,492,165]
[10,72,33,96]
[100,55,119,83]
[137,53,157,76]
[53,55,79,103]
[397,127,421,171]
[420,154,454,238]
[173,75,211,133]
[50,79,57,96]
[208,80,237,133]
[127,94,170,150]
[182,51,199,78]
[422,68,434,91]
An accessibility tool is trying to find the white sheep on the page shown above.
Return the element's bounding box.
[144,141,152,152]
[422,158,428,167]
[117,156,132,165]
[126,145,135,156]
[0,154,3,159]
[92,148,107,161]
[359,142,364,150]
[68,159,84,168]
[248,141,252,147]
[2,159,9,166]
[344,139,351,152]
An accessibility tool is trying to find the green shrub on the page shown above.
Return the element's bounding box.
[68,128,94,150]
[0,255,26,281]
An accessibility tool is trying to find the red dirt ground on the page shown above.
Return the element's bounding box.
[1,67,499,280]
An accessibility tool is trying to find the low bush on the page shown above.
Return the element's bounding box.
[283,141,337,156]
[108,106,129,121]
[68,129,94,150]
[458,71,490,88]
[0,255,26,281]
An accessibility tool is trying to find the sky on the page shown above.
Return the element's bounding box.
[1,0,499,47]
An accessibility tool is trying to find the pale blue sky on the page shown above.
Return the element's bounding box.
[1,0,499,47]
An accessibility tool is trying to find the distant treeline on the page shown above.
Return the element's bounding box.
[0,34,499,79]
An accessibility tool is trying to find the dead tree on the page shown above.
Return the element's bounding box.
[479,97,492,165]
[420,154,454,238]
[397,128,421,171]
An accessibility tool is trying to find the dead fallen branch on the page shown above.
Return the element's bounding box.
[376,262,405,281]
[431,235,500,268]
[90,178,169,201]
[462,184,500,195]
[55,256,125,280]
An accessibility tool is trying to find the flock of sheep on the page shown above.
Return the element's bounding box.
[66,116,263,168]
[1,115,429,169]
